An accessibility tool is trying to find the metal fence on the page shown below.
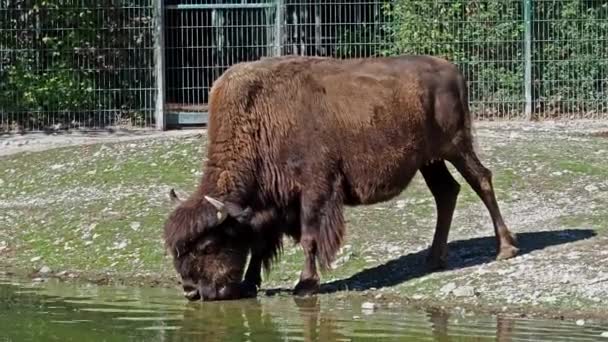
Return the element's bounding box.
[0,0,160,132]
[1,0,607,132]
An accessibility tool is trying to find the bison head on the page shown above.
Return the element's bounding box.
[164,189,255,301]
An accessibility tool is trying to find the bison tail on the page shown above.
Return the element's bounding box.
[458,73,479,154]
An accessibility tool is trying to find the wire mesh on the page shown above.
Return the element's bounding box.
[1,0,608,132]
[0,0,157,132]
[164,0,276,112]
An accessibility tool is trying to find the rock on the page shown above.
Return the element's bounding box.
[374,293,383,300]
[115,240,128,249]
[584,185,599,193]
[600,331,608,338]
[30,256,42,262]
[361,302,376,310]
[0,178,4,185]
[39,266,52,275]
[50,164,64,170]
[130,222,141,231]
[440,282,457,295]
[453,286,476,297]
[576,319,585,326]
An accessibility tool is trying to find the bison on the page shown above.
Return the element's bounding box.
[163,55,519,301]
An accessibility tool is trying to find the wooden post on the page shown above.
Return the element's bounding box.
[154,0,166,130]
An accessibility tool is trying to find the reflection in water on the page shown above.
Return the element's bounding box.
[0,277,607,341]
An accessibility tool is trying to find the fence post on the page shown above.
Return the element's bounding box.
[523,0,533,120]
[274,0,284,56]
[154,0,166,130]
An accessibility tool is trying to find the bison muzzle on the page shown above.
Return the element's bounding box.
[163,55,519,301]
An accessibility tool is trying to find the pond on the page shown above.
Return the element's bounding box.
[1,276,607,341]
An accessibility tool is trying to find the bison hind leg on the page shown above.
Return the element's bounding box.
[447,145,519,260]
[420,160,460,271]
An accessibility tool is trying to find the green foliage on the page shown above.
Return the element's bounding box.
[0,0,155,130]
[378,0,608,118]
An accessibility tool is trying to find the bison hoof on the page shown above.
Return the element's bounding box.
[496,245,519,261]
[426,256,448,271]
[293,278,320,297]
[240,281,259,298]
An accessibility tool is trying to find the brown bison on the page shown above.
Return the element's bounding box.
[163,55,519,301]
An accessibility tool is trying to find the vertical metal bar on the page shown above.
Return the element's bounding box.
[154,0,166,130]
[275,0,284,56]
[524,0,533,120]
[314,3,321,55]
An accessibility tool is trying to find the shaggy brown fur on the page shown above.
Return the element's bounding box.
[163,54,518,301]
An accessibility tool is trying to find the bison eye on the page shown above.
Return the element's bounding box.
[196,241,216,255]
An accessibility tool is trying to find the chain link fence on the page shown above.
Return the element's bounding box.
[1,0,607,132]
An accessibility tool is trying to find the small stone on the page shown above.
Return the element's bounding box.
[361,302,376,310]
[0,178,4,185]
[30,256,42,262]
[55,271,68,277]
[130,222,141,231]
[39,266,52,275]
[453,286,476,297]
[353,315,360,320]
[374,293,383,299]
[50,164,64,170]
[576,319,585,326]
[585,184,599,192]
[600,331,608,338]
[440,282,457,295]
[412,294,424,300]
[115,241,128,249]
[32,277,45,283]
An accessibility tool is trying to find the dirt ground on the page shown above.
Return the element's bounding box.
[1,119,608,321]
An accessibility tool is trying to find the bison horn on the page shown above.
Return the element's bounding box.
[204,195,228,223]
[169,188,181,204]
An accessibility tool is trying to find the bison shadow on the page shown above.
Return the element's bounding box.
[264,229,596,296]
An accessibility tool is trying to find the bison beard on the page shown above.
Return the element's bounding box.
[163,55,519,301]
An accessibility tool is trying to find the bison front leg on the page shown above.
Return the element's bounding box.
[243,253,262,292]
[294,187,345,297]
[421,160,460,270]
[294,234,321,297]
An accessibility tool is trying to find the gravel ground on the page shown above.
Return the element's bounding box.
[1,120,608,321]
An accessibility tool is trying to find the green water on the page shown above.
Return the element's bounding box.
[1,277,607,341]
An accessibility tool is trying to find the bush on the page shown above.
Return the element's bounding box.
[381,0,608,119]
[0,0,155,130]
